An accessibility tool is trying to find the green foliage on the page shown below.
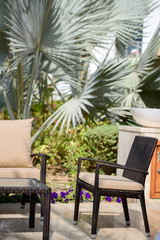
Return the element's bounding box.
[0,194,21,203]
[31,100,63,128]
[86,124,118,161]
[85,124,118,174]
[32,122,118,177]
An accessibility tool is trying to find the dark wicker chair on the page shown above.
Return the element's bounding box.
[73,136,158,239]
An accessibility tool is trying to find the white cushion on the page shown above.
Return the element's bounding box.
[0,119,33,167]
[0,168,40,180]
[79,172,144,191]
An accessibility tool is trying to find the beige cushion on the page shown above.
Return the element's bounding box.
[79,172,144,191]
[0,119,33,167]
[0,168,40,180]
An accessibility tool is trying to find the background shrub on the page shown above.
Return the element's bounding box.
[32,122,118,177]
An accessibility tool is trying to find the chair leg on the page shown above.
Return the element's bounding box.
[121,198,130,225]
[139,192,150,237]
[21,193,26,208]
[91,192,100,239]
[73,183,81,225]
[40,194,45,221]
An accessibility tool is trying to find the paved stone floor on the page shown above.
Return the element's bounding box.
[0,201,160,240]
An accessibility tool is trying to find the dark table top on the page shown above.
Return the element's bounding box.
[0,178,50,191]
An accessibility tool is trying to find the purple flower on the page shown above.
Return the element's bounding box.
[51,192,58,199]
[100,132,103,135]
[116,197,121,203]
[65,198,69,203]
[85,192,91,199]
[36,194,39,200]
[61,191,66,199]
[80,190,85,200]
[106,196,112,202]
[80,190,85,196]
[109,133,111,135]
[51,199,55,204]
[66,189,73,195]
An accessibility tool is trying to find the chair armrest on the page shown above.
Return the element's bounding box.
[79,157,119,165]
[97,163,148,175]
[77,157,121,181]
[77,157,148,176]
[31,153,49,183]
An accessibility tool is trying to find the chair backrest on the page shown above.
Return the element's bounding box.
[123,136,158,186]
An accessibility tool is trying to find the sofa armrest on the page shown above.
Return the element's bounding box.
[31,153,49,183]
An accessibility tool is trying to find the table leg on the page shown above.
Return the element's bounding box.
[43,189,51,240]
[29,193,36,228]
[21,193,26,208]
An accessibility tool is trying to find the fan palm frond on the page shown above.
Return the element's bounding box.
[0,32,9,67]
[6,0,155,71]
[32,57,131,143]
[139,68,160,107]
[0,72,16,118]
[0,0,9,31]
[116,22,160,108]
[0,0,158,142]
[137,22,160,76]
[136,23,160,107]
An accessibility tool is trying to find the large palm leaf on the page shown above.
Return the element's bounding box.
[0,32,9,68]
[5,0,155,118]
[6,0,153,70]
[137,22,160,76]
[0,72,16,119]
[31,58,132,143]
[118,22,160,108]
[0,0,9,67]
[0,0,157,143]
[137,23,160,108]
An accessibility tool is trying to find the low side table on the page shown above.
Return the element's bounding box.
[0,178,51,240]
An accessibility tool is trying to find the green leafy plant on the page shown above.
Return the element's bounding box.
[32,122,118,177]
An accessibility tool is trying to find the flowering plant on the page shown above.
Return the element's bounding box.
[50,187,121,204]
[0,188,121,204]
